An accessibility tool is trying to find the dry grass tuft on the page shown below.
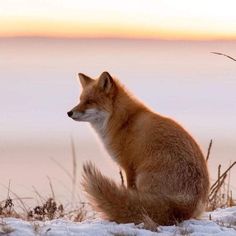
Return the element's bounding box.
[66,203,88,222]
[214,219,236,230]
[27,197,64,221]
[205,140,236,211]
[0,198,20,218]
[0,195,89,223]
[0,137,91,223]
[142,214,159,232]
[73,206,87,222]
[207,162,236,211]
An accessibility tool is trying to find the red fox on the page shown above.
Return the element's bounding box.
[68,72,209,226]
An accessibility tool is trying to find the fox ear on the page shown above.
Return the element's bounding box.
[98,71,114,93]
[78,73,93,88]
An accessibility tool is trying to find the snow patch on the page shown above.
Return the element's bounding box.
[1,207,236,236]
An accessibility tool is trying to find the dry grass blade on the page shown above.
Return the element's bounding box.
[119,170,125,186]
[209,173,227,202]
[210,162,236,191]
[50,157,73,180]
[209,165,222,198]
[211,52,236,62]
[229,190,235,207]
[71,136,77,205]
[227,163,232,206]
[208,161,236,210]
[0,184,29,215]
[208,173,228,211]
[7,180,11,199]
[32,186,46,203]
[218,164,221,181]
[47,176,55,200]
[0,197,32,205]
[206,139,213,162]
[142,214,159,232]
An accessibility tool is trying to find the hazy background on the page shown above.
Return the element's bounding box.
[0,38,235,204]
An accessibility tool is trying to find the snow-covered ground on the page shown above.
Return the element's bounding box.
[1,207,236,236]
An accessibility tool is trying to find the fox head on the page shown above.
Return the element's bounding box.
[67,71,117,125]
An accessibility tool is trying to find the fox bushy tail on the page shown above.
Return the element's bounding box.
[82,162,193,225]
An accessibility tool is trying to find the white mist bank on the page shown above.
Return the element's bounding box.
[0,38,235,200]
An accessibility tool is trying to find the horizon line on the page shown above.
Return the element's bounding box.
[1,35,236,42]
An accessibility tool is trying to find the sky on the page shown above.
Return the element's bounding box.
[0,0,236,40]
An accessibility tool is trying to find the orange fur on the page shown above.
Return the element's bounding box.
[68,72,210,225]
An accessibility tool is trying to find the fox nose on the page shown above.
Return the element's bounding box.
[67,111,73,117]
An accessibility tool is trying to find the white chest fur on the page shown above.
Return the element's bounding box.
[90,110,117,162]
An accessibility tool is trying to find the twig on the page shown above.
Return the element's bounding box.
[209,173,227,202]
[119,170,124,186]
[50,157,73,180]
[206,139,213,162]
[227,161,231,205]
[0,197,32,205]
[7,180,11,199]
[209,164,221,198]
[32,186,46,203]
[47,176,55,200]
[218,164,221,183]
[209,178,221,198]
[0,184,29,214]
[230,190,233,206]
[217,164,222,201]
[71,136,77,205]
[49,177,81,203]
[211,52,236,62]
[210,161,236,191]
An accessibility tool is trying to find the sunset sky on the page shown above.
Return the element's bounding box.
[1,0,236,40]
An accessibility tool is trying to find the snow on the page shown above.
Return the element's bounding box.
[1,207,236,236]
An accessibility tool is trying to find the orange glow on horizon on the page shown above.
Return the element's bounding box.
[1,18,235,40]
[0,0,236,40]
